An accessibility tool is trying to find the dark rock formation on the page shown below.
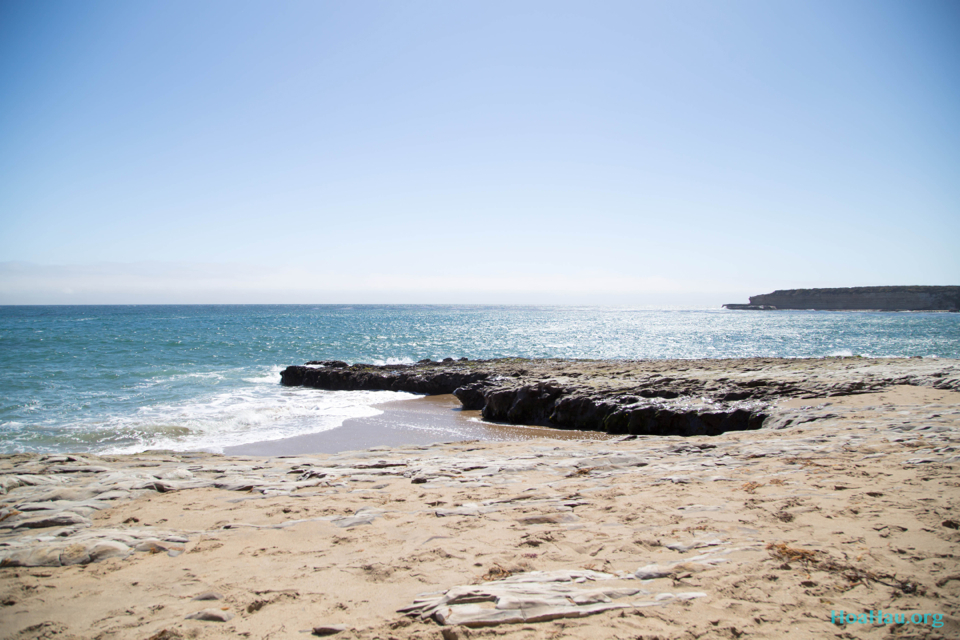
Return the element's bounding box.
[280,357,960,437]
[280,361,490,395]
[724,286,960,311]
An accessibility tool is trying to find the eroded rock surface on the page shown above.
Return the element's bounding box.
[282,357,960,435]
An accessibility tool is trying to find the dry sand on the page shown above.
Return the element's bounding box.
[2,386,959,639]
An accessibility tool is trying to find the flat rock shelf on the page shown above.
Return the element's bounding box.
[280,356,960,436]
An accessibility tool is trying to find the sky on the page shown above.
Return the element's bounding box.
[0,0,958,305]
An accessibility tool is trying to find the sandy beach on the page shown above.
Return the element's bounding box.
[2,368,960,639]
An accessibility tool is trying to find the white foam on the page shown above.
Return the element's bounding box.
[135,370,227,390]
[96,374,418,454]
[241,364,286,384]
[372,357,416,366]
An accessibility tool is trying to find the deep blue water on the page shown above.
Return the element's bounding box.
[1,305,958,454]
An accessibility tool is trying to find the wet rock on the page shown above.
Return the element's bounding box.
[281,363,489,395]
[452,382,487,410]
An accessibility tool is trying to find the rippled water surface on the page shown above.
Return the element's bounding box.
[2,305,958,453]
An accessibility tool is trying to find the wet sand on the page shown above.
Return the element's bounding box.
[224,395,610,457]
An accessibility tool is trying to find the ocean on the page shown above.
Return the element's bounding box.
[1,305,958,455]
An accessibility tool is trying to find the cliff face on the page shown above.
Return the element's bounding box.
[726,286,960,311]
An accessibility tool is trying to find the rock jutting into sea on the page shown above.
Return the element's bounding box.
[280,356,960,436]
[723,285,960,311]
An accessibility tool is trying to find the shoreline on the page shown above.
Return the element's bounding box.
[223,394,610,457]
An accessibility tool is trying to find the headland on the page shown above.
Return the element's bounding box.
[723,285,960,311]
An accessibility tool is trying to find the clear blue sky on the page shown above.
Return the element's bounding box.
[1,0,957,304]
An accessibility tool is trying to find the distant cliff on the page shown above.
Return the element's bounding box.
[724,286,960,311]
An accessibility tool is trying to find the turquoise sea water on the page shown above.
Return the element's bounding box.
[2,305,958,454]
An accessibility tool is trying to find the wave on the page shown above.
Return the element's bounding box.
[241,364,286,384]
[97,386,417,455]
[372,357,416,366]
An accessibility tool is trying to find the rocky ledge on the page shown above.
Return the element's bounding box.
[281,357,960,437]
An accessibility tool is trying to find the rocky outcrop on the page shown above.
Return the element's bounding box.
[280,357,960,437]
[281,360,490,395]
[724,286,960,311]
[452,380,765,436]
